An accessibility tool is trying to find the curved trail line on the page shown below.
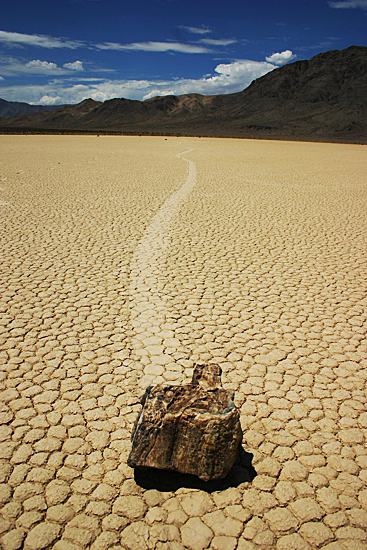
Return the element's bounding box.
[129,149,196,388]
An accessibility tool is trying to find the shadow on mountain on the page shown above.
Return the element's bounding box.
[133,446,257,493]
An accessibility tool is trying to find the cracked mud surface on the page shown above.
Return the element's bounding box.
[1,135,366,549]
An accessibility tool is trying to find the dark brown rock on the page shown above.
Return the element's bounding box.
[127,364,243,481]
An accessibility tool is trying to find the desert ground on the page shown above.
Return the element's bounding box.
[0,135,366,549]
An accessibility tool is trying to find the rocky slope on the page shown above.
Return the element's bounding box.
[0,98,67,119]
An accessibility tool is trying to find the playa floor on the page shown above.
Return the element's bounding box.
[1,135,366,549]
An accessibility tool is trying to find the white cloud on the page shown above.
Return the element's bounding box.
[328,0,367,7]
[179,26,212,35]
[69,77,107,81]
[38,95,62,105]
[198,38,237,46]
[265,50,296,65]
[0,57,86,76]
[0,28,236,57]
[26,59,58,71]
[63,60,84,70]
[0,57,278,105]
[95,41,211,53]
[0,58,64,76]
[0,30,82,49]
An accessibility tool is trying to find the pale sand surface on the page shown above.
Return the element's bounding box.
[0,135,367,549]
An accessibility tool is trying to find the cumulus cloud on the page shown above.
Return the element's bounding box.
[208,59,276,90]
[0,57,279,105]
[0,45,296,106]
[25,60,58,71]
[63,60,84,70]
[0,57,85,76]
[0,58,64,75]
[95,41,211,53]
[328,0,367,7]
[38,95,62,105]
[0,30,82,49]
[179,26,212,35]
[265,50,296,65]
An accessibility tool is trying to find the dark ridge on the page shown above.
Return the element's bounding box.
[0,98,68,119]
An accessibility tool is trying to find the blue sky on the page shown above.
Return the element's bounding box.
[0,0,366,105]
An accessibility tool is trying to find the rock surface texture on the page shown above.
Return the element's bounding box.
[128,364,242,481]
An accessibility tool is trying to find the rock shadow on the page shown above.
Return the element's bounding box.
[134,446,257,493]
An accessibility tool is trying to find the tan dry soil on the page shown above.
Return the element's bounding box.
[0,135,367,549]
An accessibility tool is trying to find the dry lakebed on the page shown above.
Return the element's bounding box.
[0,135,367,549]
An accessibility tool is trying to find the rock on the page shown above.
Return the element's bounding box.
[127,364,243,481]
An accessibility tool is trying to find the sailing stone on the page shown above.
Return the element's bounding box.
[127,364,243,481]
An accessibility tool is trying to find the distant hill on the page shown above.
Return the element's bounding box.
[1,46,366,143]
[0,98,66,119]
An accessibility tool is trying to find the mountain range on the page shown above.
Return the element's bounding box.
[1,46,366,143]
[0,99,65,119]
